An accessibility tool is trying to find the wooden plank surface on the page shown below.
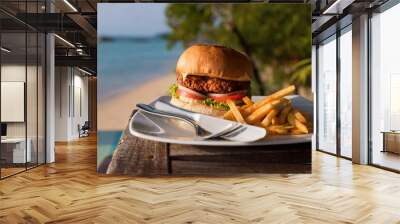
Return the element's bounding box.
[170,143,311,174]
[107,110,311,176]
[106,125,169,176]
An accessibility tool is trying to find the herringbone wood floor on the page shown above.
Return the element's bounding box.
[1,135,400,224]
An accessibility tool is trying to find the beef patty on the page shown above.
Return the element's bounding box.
[177,74,250,94]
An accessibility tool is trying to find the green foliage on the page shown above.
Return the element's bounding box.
[165,5,214,49]
[165,4,312,95]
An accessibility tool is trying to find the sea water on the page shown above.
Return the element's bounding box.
[97,37,183,171]
[98,37,183,100]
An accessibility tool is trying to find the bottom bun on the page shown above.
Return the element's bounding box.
[170,97,227,117]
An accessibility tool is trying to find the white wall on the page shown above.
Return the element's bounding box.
[55,67,70,141]
[46,32,55,163]
[1,65,37,138]
[311,45,316,150]
[339,30,353,158]
[1,63,46,163]
[54,67,89,141]
[352,14,369,164]
[71,73,89,138]
[1,65,26,141]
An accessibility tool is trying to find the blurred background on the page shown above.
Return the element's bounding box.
[164,4,311,97]
[97,3,311,172]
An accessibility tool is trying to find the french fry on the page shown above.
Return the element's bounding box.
[288,111,295,125]
[275,128,288,135]
[223,104,252,120]
[241,104,250,109]
[253,120,263,128]
[246,98,289,124]
[294,119,308,134]
[221,85,313,136]
[290,128,304,135]
[223,111,235,120]
[282,124,295,129]
[261,108,279,127]
[267,125,288,135]
[271,117,278,125]
[242,96,254,106]
[227,100,246,124]
[302,112,311,122]
[253,85,295,108]
[278,103,292,124]
[244,85,295,114]
[275,101,290,125]
[293,109,307,124]
[240,104,252,117]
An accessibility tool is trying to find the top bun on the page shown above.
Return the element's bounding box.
[176,44,253,82]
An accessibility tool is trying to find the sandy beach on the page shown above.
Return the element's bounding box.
[98,74,176,131]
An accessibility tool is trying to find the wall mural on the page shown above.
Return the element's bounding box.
[97,3,312,175]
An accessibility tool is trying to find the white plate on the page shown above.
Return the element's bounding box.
[129,95,313,146]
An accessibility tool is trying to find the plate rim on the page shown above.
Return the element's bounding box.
[129,95,313,146]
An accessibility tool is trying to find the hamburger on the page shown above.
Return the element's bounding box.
[169,44,253,117]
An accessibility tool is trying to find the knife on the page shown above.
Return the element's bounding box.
[153,100,266,142]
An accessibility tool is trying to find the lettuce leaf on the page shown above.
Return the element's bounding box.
[168,84,179,99]
[202,98,230,110]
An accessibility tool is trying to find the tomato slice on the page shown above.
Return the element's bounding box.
[209,94,243,102]
[208,90,247,102]
[176,89,206,100]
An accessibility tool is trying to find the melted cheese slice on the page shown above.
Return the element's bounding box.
[182,73,189,81]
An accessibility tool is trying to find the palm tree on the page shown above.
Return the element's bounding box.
[290,58,312,99]
[290,58,311,86]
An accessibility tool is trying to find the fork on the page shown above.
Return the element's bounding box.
[136,104,242,140]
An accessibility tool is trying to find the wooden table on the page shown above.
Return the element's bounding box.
[106,111,311,176]
[381,131,400,154]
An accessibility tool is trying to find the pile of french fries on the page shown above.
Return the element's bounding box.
[224,85,312,135]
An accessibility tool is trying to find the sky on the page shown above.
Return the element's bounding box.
[98,3,170,37]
